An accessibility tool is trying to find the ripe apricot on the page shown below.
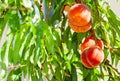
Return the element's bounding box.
[68,21,91,32]
[63,4,71,16]
[68,4,91,27]
[80,36,104,52]
[81,46,104,68]
[63,4,70,12]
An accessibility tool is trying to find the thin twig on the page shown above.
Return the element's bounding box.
[7,64,27,70]
[0,4,29,11]
[94,0,100,19]
[105,59,120,76]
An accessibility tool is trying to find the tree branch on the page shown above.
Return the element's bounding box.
[105,59,120,76]
[0,4,29,11]
[94,0,100,19]
[7,64,28,70]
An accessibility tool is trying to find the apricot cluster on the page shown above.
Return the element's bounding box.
[67,3,104,68]
[80,36,104,68]
[68,3,91,32]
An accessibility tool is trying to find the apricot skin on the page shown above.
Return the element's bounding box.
[68,4,91,27]
[68,21,91,32]
[81,46,104,68]
[80,36,104,52]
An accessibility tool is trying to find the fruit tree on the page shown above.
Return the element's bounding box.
[0,0,120,81]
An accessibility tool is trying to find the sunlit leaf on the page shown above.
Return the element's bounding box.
[7,68,21,81]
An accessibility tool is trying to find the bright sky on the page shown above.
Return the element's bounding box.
[104,0,120,17]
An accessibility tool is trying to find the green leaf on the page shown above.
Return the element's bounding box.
[43,61,48,74]
[1,31,14,66]
[37,21,55,54]
[111,48,120,66]
[73,61,83,68]
[48,0,67,24]
[54,66,62,81]
[66,61,71,72]
[82,68,92,81]
[8,0,14,5]
[86,0,92,3]
[0,62,6,70]
[7,68,21,81]
[21,64,28,78]
[8,10,20,32]
[108,9,120,38]
[27,44,35,61]
[53,30,61,46]
[36,20,48,31]
[77,32,87,44]
[17,26,31,59]
[34,47,40,65]
[0,18,7,39]
[83,72,92,81]
[63,27,72,52]
[45,32,54,54]
[0,42,7,62]
[21,32,33,61]
[71,64,77,81]
[112,48,120,56]
[72,33,79,57]
[91,75,99,81]
[31,69,38,81]
[37,69,43,81]
[63,24,70,42]
[91,69,100,81]
[12,33,21,64]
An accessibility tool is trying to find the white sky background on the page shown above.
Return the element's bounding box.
[104,0,120,17]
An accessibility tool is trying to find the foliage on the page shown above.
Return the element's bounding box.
[0,0,120,81]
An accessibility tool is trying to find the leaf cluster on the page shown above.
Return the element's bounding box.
[0,0,120,81]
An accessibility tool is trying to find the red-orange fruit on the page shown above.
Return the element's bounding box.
[68,21,91,32]
[64,4,71,12]
[80,36,104,52]
[81,46,104,68]
[68,3,91,29]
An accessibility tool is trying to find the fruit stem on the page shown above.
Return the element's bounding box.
[89,28,98,46]
[75,0,81,3]
[75,0,85,4]
[59,9,68,51]
[89,28,95,37]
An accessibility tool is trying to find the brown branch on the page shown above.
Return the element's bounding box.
[94,0,100,19]
[105,59,120,76]
[75,0,81,3]
[59,5,68,51]
[7,64,27,70]
[75,0,86,4]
